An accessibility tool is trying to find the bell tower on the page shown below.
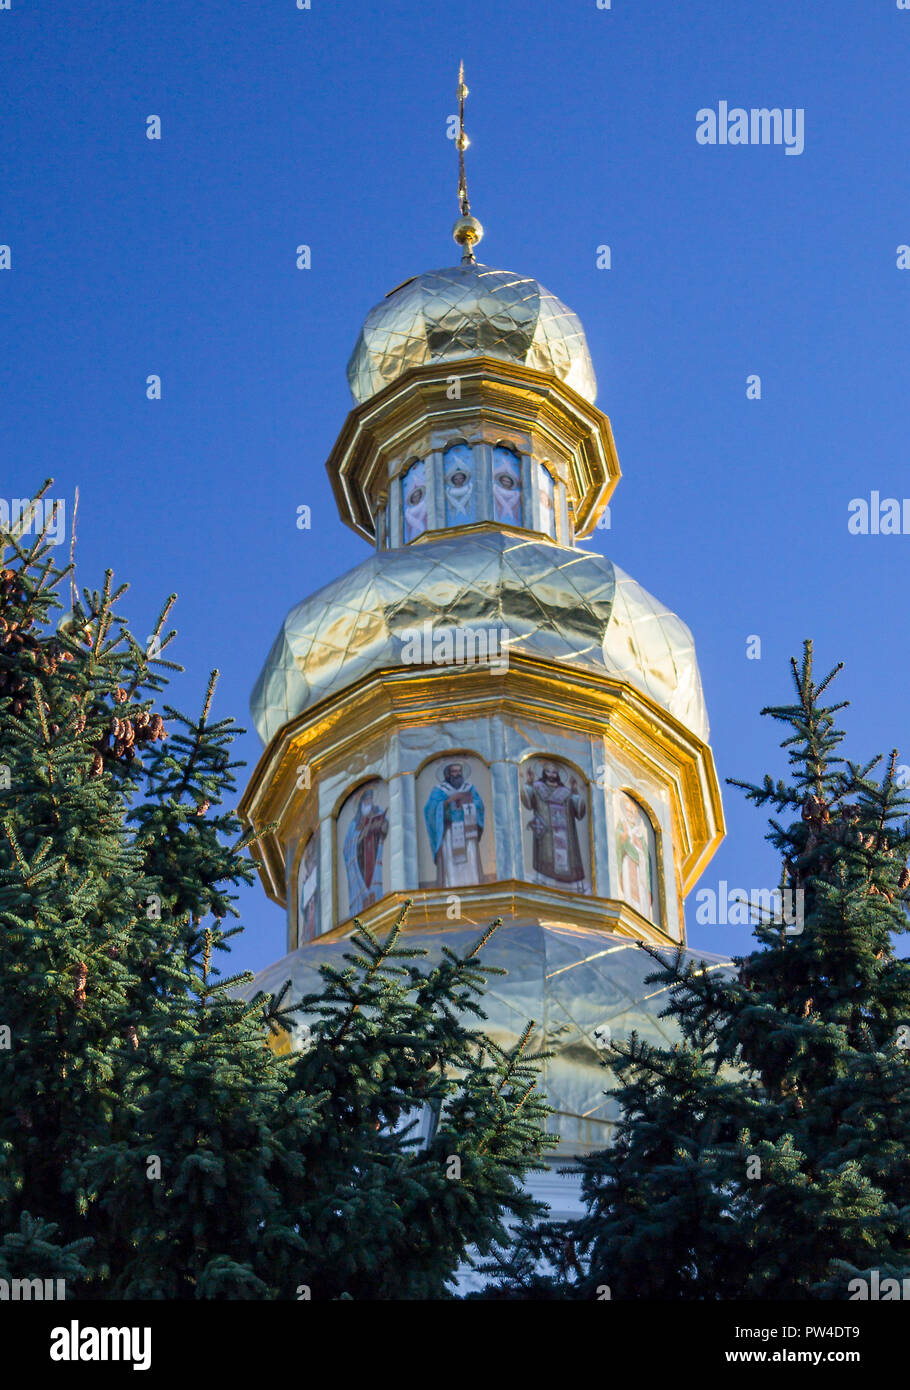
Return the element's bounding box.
[240,73,725,1173]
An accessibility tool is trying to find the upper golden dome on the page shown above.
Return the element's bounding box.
[346,263,598,406]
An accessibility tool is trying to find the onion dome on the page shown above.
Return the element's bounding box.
[346,263,597,406]
[250,531,708,746]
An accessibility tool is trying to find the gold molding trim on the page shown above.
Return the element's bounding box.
[240,655,725,934]
[326,356,620,541]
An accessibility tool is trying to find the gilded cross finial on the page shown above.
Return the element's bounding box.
[457,60,470,216]
[452,61,484,264]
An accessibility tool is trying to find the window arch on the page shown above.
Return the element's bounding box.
[614,790,662,926]
[492,445,522,526]
[401,459,428,542]
[415,752,494,889]
[297,833,320,944]
[536,462,556,538]
[336,779,390,920]
[443,442,475,527]
[519,756,592,894]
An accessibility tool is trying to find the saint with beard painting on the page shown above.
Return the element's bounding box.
[423,760,485,887]
[521,761,589,892]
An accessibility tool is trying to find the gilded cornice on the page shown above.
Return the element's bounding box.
[239,654,725,915]
[326,356,620,541]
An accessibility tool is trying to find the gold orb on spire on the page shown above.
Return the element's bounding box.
[345,64,597,405]
[452,212,483,257]
[454,61,482,264]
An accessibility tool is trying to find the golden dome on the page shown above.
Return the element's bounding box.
[346,263,598,406]
[251,530,708,745]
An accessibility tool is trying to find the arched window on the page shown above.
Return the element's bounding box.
[519,757,591,894]
[492,446,522,525]
[536,462,556,538]
[337,779,390,919]
[297,834,319,944]
[614,790,661,926]
[401,459,427,542]
[443,443,475,527]
[416,753,494,889]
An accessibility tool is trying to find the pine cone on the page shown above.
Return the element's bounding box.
[898,868,910,892]
[73,963,87,1010]
[90,752,104,777]
[126,1025,138,1050]
[802,795,830,826]
[114,687,128,704]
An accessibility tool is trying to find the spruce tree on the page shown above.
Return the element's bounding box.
[273,906,553,1299]
[486,641,910,1299]
[1,483,552,1299]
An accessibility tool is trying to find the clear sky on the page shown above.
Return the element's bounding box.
[3,0,909,975]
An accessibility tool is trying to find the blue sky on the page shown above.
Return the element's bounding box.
[3,0,909,975]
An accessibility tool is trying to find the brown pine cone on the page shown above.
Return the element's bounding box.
[90,752,104,777]
[73,963,87,1010]
[802,795,830,825]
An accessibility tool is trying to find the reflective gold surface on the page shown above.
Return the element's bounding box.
[242,662,724,921]
[346,264,598,406]
[327,359,619,542]
[238,919,731,1157]
[250,529,709,745]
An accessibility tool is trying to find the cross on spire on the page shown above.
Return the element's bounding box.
[452,61,484,263]
[457,60,470,217]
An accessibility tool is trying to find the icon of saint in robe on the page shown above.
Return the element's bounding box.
[402,460,428,541]
[342,785,389,916]
[493,447,522,525]
[616,791,655,921]
[521,761,588,892]
[298,836,319,943]
[423,760,485,887]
